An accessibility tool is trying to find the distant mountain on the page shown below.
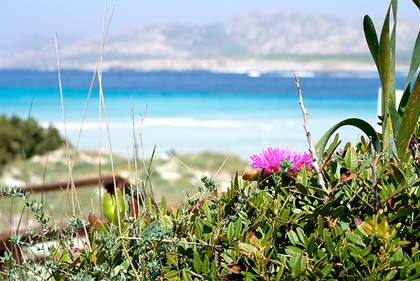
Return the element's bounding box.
[0,11,418,70]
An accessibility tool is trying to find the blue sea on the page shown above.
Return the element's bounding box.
[0,69,407,160]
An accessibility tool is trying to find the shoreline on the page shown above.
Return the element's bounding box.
[1,56,411,73]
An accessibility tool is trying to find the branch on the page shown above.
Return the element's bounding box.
[370,136,379,212]
[295,75,329,202]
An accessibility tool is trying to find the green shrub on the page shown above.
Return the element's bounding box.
[0,114,64,170]
[2,136,419,280]
[1,0,419,280]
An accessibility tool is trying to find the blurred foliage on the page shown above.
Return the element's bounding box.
[0,114,64,170]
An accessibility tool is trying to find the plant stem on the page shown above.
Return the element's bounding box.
[370,136,379,212]
[295,75,329,202]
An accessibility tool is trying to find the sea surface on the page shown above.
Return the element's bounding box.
[0,69,408,160]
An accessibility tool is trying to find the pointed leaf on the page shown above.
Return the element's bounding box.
[288,230,300,246]
[389,0,398,106]
[181,269,193,281]
[322,264,334,279]
[226,222,234,241]
[166,253,178,266]
[344,147,358,171]
[290,252,306,278]
[413,0,420,9]
[239,242,258,255]
[115,189,125,218]
[146,196,153,214]
[201,255,209,274]
[306,234,316,255]
[323,229,335,255]
[195,219,203,240]
[234,217,243,238]
[160,195,167,215]
[396,74,420,159]
[315,118,380,159]
[363,15,380,71]
[192,252,201,274]
[389,162,406,184]
[379,4,392,147]
[297,165,308,187]
[345,232,366,247]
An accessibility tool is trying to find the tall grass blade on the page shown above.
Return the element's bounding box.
[389,0,398,107]
[379,4,393,147]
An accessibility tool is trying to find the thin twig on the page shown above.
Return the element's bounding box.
[370,136,379,212]
[131,100,145,209]
[55,34,92,250]
[138,108,157,205]
[294,75,329,202]
[97,71,122,232]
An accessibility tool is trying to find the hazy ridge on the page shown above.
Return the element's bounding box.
[1,11,418,71]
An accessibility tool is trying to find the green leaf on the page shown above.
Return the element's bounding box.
[166,253,178,266]
[396,73,420,159]
[234,217,243,238]
[296,227,307,245]
[103,191,115,223]
[288,230,300,246]
[389,99,401,140]
[344,147,358,171]
[290,252,306,278]
[195,220,203,240]
[386,269,397,280]
[363,15,380,71]
[326,133,340,158]
[389,0,398,107]
[192,252,201,274]
[306,234,316,256]
[165,270,179,279]
[378,3,392,147]
[315,118,380,159]
[239,242,258,255]
[286,245,305,254]
[160,195,167,215]
[201,255,209,274]
[391,247,403,262]
[322,264,334,279]
[181,269,193,281]
[115,189,125,220]
[389,162,406,184]
[275,266,285,281]
[226,222,234,241]
[404,30,420,92]
[413,0,420,10]
[345,232,366,247]
[146,196,153,214]
[391,207,415,222]
[329,206,345,217]
[323,229,335,255]
[297,166,308,187]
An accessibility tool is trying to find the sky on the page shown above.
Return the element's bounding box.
[0,0,419,43]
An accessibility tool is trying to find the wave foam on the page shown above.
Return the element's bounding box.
[49,118,245,130]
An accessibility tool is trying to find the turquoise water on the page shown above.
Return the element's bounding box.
[0,70,398,160]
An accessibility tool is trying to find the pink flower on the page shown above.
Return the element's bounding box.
[248,147,312,174]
